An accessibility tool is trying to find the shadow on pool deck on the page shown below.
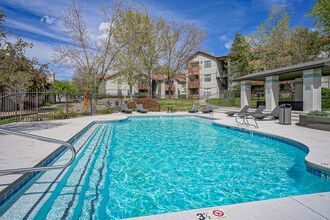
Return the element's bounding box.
[0,121,68,134]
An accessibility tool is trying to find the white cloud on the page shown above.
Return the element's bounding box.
[253,0,302,8]
[218,35,233,50]
[5,18,67,42]
[40,15,56,24]
[219,35,227,41]
[224,40,233,50]
[24,40,54,64]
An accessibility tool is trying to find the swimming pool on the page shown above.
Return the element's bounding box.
[1,116,330,219]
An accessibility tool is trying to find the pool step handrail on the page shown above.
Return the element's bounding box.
[0,128,76,175]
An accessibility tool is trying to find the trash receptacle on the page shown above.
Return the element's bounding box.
[115,101,119,106]
[279,104,291,125]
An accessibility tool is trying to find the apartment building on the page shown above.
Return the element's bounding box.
[104,73,186,98]
[186,51,228,99]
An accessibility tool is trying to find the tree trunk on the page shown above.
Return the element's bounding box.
[93,93,98,113]
[168,80,173,99]
[129,84,133,102]
[148,71,152,98]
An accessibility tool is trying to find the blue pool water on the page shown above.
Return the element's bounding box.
[32,117,330,219]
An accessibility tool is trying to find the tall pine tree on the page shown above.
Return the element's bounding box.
[227,32,251,81]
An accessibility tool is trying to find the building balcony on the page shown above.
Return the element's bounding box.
[188,81,200,89]
[138,84,148,90]
[188,67,200,76]
[165,85,175,91]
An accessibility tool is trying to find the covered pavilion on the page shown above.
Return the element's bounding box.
[234,58,330,112]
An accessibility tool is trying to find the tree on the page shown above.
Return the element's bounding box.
[226,32,252,80]
[53,80,78,102]
[0,10,48,118]
[308,0,330,35]
[161,20,207,99]
[113,8,149,101]
[289,26,322,64]
[249,6,293,71]
[138,14,165,98]
[53,0,138,112]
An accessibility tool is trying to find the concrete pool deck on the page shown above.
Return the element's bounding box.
[0,111,329,219]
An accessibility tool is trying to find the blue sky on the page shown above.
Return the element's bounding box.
[0,0,316,80]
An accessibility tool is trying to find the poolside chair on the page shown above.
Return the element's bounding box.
[237,105,265,117]
[121,104,133,114]
[187,104,199,113]
[253,106,280,120]
[225,105,250,116]
[136,104,148,113]
[202,104,214,113]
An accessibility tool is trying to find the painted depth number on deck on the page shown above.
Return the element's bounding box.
[195,209,228,219]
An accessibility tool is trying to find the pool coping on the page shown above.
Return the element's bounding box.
[0,113,329,218]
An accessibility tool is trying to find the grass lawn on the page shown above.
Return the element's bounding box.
[56,104,74,108]
[157,99,200,111]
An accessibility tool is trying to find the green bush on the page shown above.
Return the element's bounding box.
[68,112,78,117]
[110,106,121,112]
[100,108,112,114]
[134,92,148,98]
[307,110,329,117]
[322,87,330,97]
[53,111,67,119]
[81,111,91,115]
[45,102,51,106]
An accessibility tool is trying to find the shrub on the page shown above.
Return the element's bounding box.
[45,102,51,106]
[53,111,67,119]
[68,112,78,117]
[110,106,121,113]
[307,110,329,117]
[322,87,330,97]
[134,92,148,98]
[100,108,112,114]
[81,111,91,115]
[136,98,161,111]
[127,102,136,110]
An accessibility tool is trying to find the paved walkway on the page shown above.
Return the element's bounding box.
[0,111,329,219]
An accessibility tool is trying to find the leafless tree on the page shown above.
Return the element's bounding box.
[52,0,137,112]
[161,20,207,99]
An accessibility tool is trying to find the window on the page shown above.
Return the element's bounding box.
[204,74,211,82]
[204,88,211,96]
[189,75,198,82]
[204,60,211,68]
[189,89,199,95]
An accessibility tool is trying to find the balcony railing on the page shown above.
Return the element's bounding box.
[188,81,200,89]
[188,67,199,76]
[165,85,175,91]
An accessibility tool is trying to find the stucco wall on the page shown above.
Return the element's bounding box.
[105,78,138,96]
[187,54,224,98]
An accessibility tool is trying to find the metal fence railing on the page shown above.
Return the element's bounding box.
[2,88,327,125]
[0,90,131,125]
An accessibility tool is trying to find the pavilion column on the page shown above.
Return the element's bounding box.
[303,69,322,112]
[240,80,251,108]
[265,76,279,110]
[161,82,165,99]
[294,78,303,101]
